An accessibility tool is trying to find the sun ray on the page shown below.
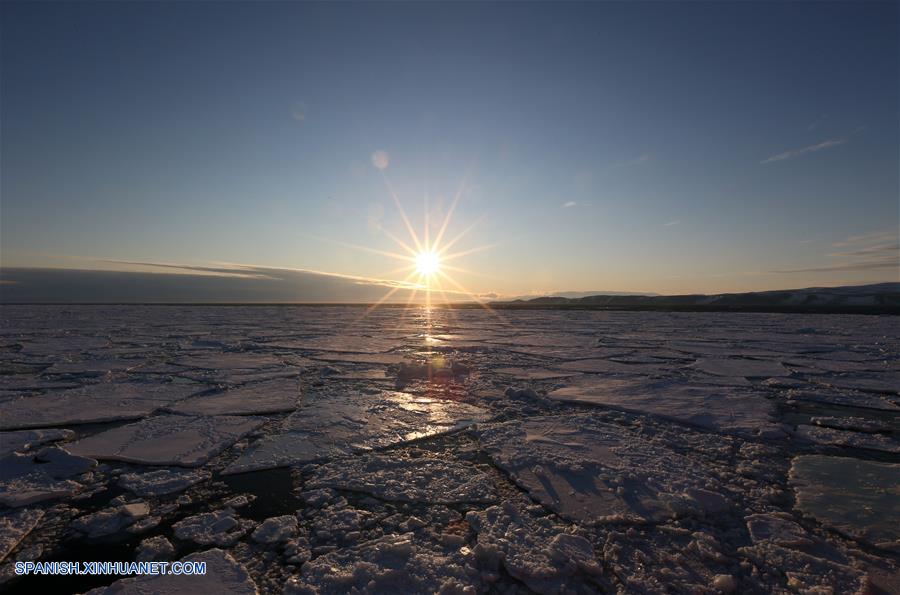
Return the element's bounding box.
[440,243,498,262]
[432,171,470,252]
[381,171,423,253]
[436,216,484,257]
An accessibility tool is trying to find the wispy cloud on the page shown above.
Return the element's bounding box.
[614,153,651,168]
[562,201,577,208]
[760,138,846,164]
[663,219,681,227]
[773,229,899,274]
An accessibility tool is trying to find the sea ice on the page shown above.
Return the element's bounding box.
[68,415,264,467]
[173,508,253,546]
[251,515,298,545]
[790,455,900,551]
[283,532,480,595]
[547,377,782,438]
[0,447,97,507]
[794,424,900,453]
[118,468,212,496]
[476,413,736,524]
[467,500,603,594]
[223,390,489,474]
[84,549,258,594]
[73,502,151,538]
[135,535,175,562]
[306,455,497,503]
[0,382,204,430]
[0,428,74,457]
[0,509,43,562]
[690,357,788,378]
[165,378,301,416]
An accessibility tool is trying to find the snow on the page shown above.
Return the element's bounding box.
[68,415,264,467]
[118,468,212,496]
[223,390,489,474]
[83,549,258,594]
[307,455,497,503]
[790,455,900,551]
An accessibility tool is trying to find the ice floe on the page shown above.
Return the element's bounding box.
[0,509,43,562]
[223,390,489,474]
[68,415,264,467]
[118,468,212,496]
[84,549,258,594]
[166,378,301,416]
[547,377,783,438]
[307,455,496,503]
[790,455,900,551]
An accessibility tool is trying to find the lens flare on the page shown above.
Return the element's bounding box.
[415,251,440,276]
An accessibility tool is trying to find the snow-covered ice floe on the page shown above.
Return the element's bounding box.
[223,390,490,474]
[476,413,738,524]
[547,377,785,439]
[165,377,301,416]
[67,415,264,467]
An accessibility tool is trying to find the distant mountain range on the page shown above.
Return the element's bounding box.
[504,290,660,300]
[489,283,900,314]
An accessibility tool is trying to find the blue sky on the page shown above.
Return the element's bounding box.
[2,1,897,300]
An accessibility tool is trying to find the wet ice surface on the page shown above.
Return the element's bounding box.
[0,305,898,594]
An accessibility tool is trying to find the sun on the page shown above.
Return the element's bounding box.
[415,251,441,276]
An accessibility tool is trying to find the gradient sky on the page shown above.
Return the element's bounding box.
[2,1,898,300]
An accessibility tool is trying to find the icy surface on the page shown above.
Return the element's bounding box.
[84,549,258,594]
[283,532,480,595]
[68,415,264,467]
[307,455,496,503]
[118,468,212,496]
[477,413,738,523]
[166,378,301,416]
[0,382,203,430]
[0,509,43,562]
[1,305,897,594]
[547,377,783,438]
[223,390,489,474]
[790,455,900,551]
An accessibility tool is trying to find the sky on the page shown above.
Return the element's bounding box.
[1,1,898,302]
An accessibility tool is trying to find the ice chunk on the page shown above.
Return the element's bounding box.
[84,549,257,594]
[118,468,212,496]
[790,455,900,550]
[691,358,788,378]
[171,352,288,370]
[810,416,892,433]
[166,378,301,416]
[0,382,203,430]
[467,501,603,594]
[547,377,782,438]
[307,455,496,503]
[73,502,151,538]
[135,535,175,562]
[0,429,74,457]
[223,390,489,474]
[0,448,96,507]
[476,414,735,524]
[794,424,900,453]
[0,509,43,562]
[283,533,480,595]
[172,509,253,546]
[251,515,298,544]
[68,415,264,467]
[494,367,581,380]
